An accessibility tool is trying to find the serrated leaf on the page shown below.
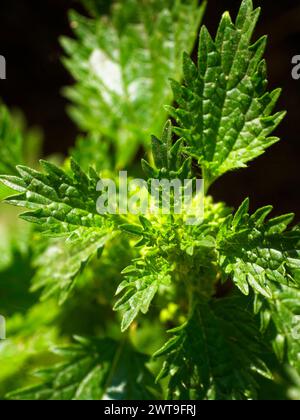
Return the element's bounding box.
[8,337,160,400]
[218,200,300,298]
[170,0,285,187]
[268,285,300,372]
[142,121,192,180]
[115,256,173,332]
[154,297,271,400]
[32,230,114,303]
[0,159,113,237]
[0,159,116,301]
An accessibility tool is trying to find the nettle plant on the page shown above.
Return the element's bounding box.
[0,0,300,400]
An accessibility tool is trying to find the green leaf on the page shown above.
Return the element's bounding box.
[71,133,113,173]
[268,285,300,372]
[0,182,16,201]
[0,245,35,316]
[8,336,160,400]
[218,200,300,298]
[154,297,272,400]
[142,120,192,180]
[114,256,172,332]
[0,105,24,175]
[0,159,116,302]
[0,159,113,237]
[0,105,42,176]
[120,224,143,236]
[62,0,206,167]
[169,0,285,187]
[0,301,59,397]
[31,231,113,304]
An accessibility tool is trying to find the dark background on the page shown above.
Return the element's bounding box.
[0,0,299,217]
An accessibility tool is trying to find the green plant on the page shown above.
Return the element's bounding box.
[0,0,299,400]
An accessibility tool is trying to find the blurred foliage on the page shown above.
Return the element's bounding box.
[62,0,205,168]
